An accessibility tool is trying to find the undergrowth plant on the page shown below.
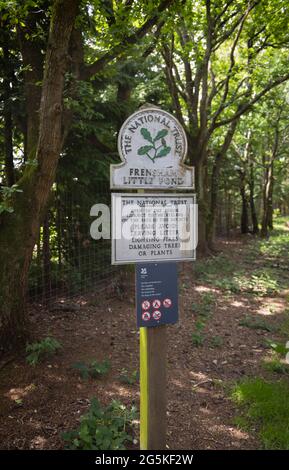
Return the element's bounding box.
[191,293,217,347]
[118,369,139,385]
[210,335,223,348]
[72,359,110,380]
[63,398,137,450]
[239,316,275,332]
[262,340,289,375]
[26,337,62,365]
[192,292,215,318]
[192,320,206,347]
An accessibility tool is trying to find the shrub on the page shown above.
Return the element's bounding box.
[26,337,62,365]
[118,369,139,385]
[72,359,110,380]
[63,398,137,450]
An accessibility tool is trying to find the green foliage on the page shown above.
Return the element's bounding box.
[195,250,283,296]
[239,316,276,332]
[191,294,216,346]
[231,378,289,449]
[0,184,22,214]
[191,320,206,347]
[194,255,241,293]
[263,357,289,375]
[191,332,205,347]
[241,271,279,296]
[262,337,289,375]
[26,337,62,366]
[72,359,110,380]
[118,369,139,385]
[210,335,223,348]
[192,292,215,318]
[278,314,289,337]
[266,340,289,356]
[63,398,137,450]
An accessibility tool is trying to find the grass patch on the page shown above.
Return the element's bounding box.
[194,217,289,295]
[232,378,289,449]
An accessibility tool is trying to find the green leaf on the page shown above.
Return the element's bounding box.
[155,146,171,158]
[140,128,153,143]
[153,129,168,142]
[137,145,153,155]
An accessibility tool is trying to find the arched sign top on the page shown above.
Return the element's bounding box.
[110,107,194,190]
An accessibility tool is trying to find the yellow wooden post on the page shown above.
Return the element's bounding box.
[140,327,148,450]
[137,182,169,449]
[140,324,167,450]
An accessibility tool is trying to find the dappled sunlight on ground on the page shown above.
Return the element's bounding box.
[189,371,210,381]
[255,298,287,316]
[1,220,289,449]
[230,300,247,308]
[5,383,36,402]
[194,286,219,294]
[104,382,138,399]
[210,423,250,441]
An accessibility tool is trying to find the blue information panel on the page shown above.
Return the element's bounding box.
[136,263,178,328]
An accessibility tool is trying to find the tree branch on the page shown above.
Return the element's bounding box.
[213,73,289,129]
[80,0,174,81]
[210,3,254,130]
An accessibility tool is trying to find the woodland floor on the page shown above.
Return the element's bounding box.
[0,220,289,450]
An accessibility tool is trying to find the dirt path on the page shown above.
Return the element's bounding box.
[0,232,288,450]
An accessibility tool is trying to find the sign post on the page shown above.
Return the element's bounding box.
[140,323,167,449]
[137,263,178,449]
[110,105,196,450]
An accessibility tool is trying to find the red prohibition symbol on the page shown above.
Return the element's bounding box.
[152,299,161,309]
[142,300,150,310]
[152,310,161,320]
[142,311,151,321]
[163,298,172,308]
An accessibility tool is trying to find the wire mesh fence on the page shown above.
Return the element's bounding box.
[28,179,120,305]
[27,177,249,308]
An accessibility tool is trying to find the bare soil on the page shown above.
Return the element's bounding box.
[0,236,287,450]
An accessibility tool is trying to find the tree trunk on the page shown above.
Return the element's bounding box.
[268,163,274,229]
[194,156,209,255]
[207,118,239,248]
[249,158,259,234]
[3,40,15,186]
[207,156,221,247]
[239,170,249,234]
[43,210,51,303]
[18,15,44,161]
[261,160,274,237]
[226,191,232,237]
[0,0,79,350]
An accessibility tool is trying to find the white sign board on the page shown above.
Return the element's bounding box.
[111,193,197,265]
[110,107,194,189]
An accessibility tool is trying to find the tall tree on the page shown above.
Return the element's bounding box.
[0,0,174,349]
[160,0,289,250]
